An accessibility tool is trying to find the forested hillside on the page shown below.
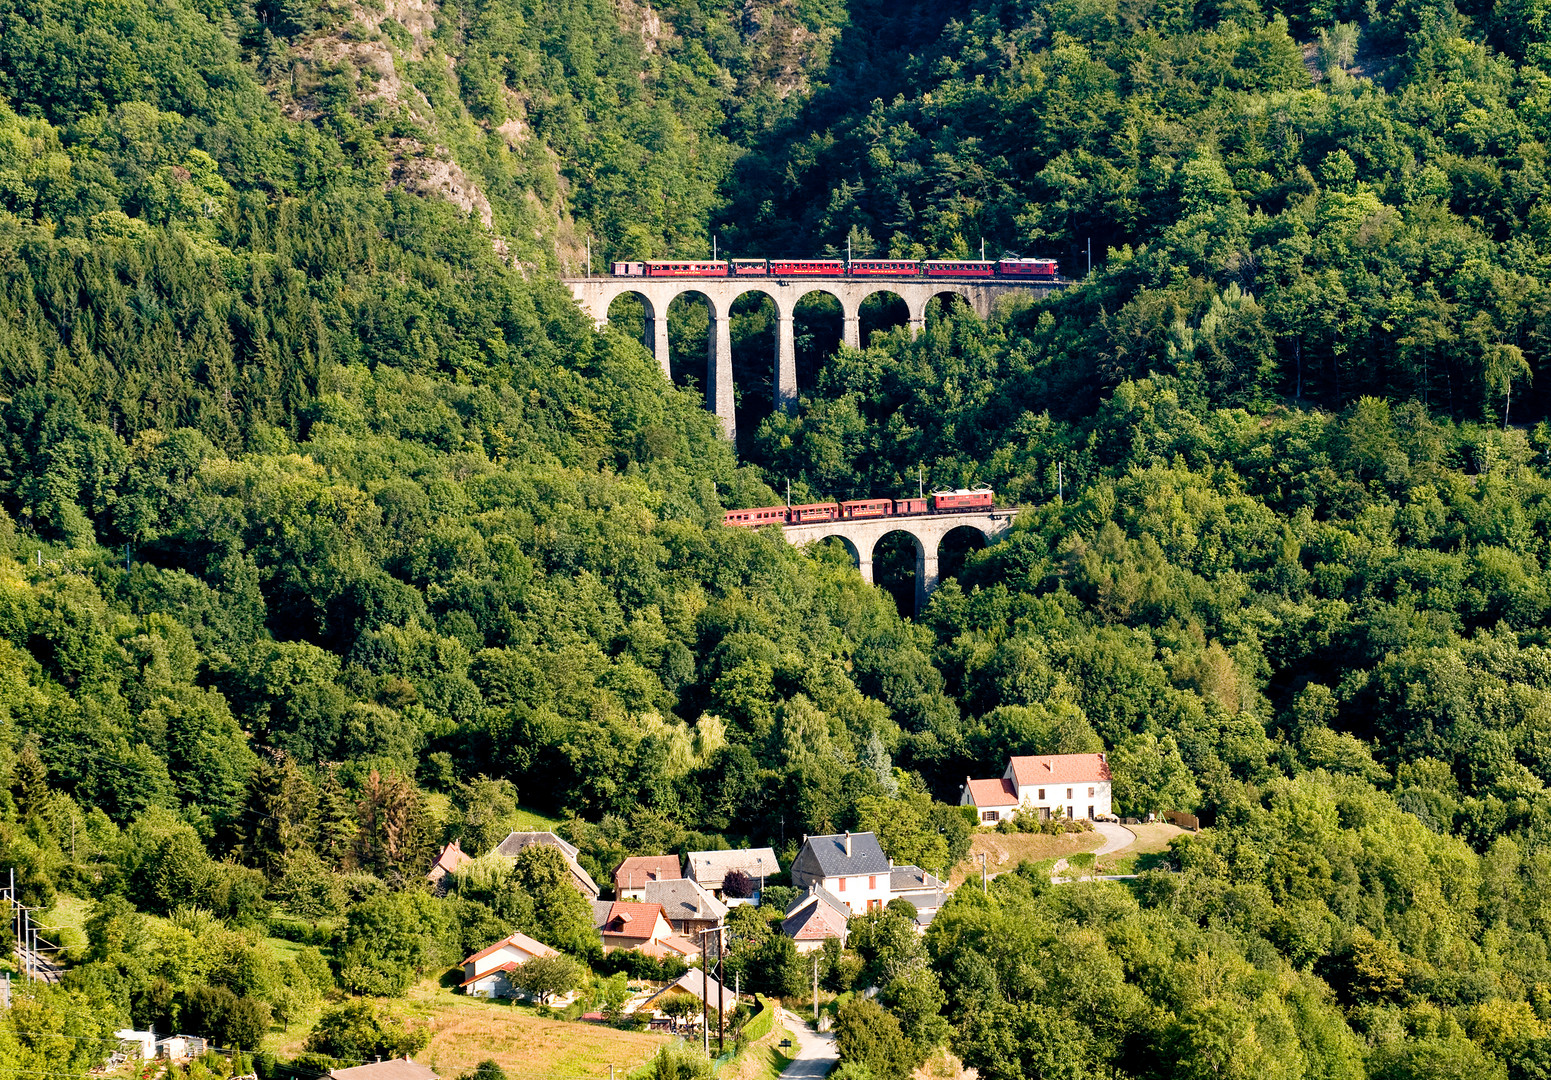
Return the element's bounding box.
[5,0,1551,1076]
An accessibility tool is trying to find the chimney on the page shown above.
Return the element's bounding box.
[843,831,852,857]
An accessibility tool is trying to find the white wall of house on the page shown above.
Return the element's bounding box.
[1004,774,1113,821]
[818,872,892,916]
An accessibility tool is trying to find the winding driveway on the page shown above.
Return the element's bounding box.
[779,1007,839,1080]
[1093,821,1136,857]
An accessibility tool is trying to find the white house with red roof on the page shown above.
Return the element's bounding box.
[961,752,1112,824]
[458,931,562,998]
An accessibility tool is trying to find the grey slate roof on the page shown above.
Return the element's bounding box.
[490,831,599,898]
[794,832,890,878]
[890,865,945,892]
[590,899,614,931]
[643,878,727,923]
[685,847,781,890]
[785,883,849,918]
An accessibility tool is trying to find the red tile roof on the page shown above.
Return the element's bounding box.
[460,931,560,968]
[602,901,669,937]
[965,777,1018,807]
[1008,753,1111,787]
[427,840,472,881]
[614,855,683,891]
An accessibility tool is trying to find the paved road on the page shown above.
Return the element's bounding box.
[1093,821,1135,856]
[779,1008,838,1080]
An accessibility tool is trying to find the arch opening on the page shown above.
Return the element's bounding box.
[667,291,713,396]
[729,289,778,454]
[859,290,909,346]
[606,290,654,353]
[926,291,973,327]
[939,524,988,584]
[794,290,842,390]
[872,529,925,618]
[811,534,862,573]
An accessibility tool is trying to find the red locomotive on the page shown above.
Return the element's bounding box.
[721,489,995,528]
[998,258,1059,277]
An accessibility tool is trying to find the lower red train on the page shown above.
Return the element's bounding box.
[723,488,994,527]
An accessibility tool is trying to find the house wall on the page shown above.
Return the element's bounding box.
[1003,773,1113,821]
[466,971,517,998]
[819,873,891,916]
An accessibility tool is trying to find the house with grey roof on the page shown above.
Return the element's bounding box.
[643,878,727,939]
[790,831,891,916]
[889,865,949,928]
[685,847,780,898]
[491,831,600,899]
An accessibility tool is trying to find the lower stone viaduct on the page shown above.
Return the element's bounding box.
[565,275,1064,439]
[781,509,1019,613]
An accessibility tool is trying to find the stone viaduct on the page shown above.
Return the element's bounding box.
[781,509,1020,613]
[564,276,1064,439]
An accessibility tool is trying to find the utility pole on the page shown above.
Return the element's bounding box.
[1057,461,1063,502]
[700,928,710,1055]
[980,237,984,261]
[812,954,819,1022]
[1087,237,1092,276]
[713,235,718,261]
[718,924,726,1055]
[586,235,591,278]
[980,853,988,896]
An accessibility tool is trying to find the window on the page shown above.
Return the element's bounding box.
[1038,788,1045,800]
[1066,788,1073,799]
[981,810,998,822]
[838,877,847,891]
[1089,786,1095,797]
[869,875,877,889]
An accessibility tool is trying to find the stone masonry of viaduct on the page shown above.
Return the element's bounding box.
[565,276,1063,439]
[782,509,1019,613]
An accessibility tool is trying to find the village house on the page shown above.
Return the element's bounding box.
[685,847,780,899]
[639,969,737,1028]
[614,854,682,900]
[782,885,850,952]
[425,840,471,891]
[960,752,1113,824]
[642,878,727,940]
[598,900,697,958]
[890,865,949,928]
[492,831,601,898]
[790,831,892,916]
[457,931,561,998]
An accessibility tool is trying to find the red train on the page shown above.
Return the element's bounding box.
[722,489,994,528]
[609,259,1060,279]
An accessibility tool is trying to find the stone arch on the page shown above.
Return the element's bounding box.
[867,526,930,616]
[606,290,664,374]
[937,522,989,582]
[857,288,911,346]
[726,286,782,435]
[790,288,844,389]
[922,289,975,327]
[662,289,734,438]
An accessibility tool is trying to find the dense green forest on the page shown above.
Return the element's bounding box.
[5,0,1551,1076]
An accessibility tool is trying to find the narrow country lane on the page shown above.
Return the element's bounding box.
[779,1007,838,1080]
[1093,821,1135,856]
